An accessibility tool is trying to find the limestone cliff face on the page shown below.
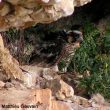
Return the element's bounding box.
[0,0,92,31]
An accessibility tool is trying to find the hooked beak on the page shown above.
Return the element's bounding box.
[74,42,80,48]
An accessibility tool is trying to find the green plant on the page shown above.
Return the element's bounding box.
[68,22,100,73]
[67,21,110,99]
[5,28,20,42]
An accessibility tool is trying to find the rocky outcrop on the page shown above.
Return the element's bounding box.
[0,88,110,110]
[0,34,25,80]
[0,33,110,110]
[0,0,92,31]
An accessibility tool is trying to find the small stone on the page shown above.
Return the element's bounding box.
[90,93,105,104]
[0,81,5,88]
[4,82,14,88]
[55,80,74,100]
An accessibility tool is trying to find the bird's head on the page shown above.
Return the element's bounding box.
[66,30,83,48]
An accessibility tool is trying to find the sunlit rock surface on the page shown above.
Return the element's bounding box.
[0,88,110,110]
[0,0,92,31]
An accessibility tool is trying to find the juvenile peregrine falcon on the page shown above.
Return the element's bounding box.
[29,30,83,71]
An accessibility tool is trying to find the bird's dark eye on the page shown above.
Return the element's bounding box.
[73,31,83,42]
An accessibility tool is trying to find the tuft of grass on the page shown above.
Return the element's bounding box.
[5,28,20,42]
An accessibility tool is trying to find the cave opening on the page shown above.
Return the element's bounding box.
[74,0,110,22]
